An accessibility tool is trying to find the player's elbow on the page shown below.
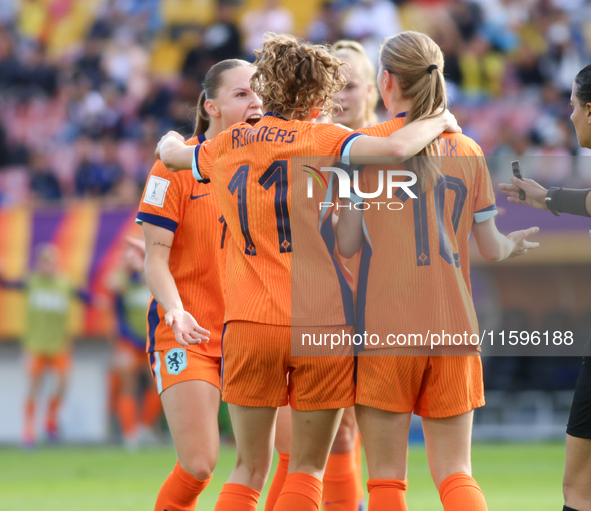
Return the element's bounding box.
[389,140,410,163]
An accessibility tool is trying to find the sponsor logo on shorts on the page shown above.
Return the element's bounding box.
[165,348,187,375]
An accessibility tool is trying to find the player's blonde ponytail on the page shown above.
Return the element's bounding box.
[380,31,447,191]
[193,59,252,137]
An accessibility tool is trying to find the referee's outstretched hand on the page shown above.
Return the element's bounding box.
[507,226,540,258]
[498,176,548,210]
[165,308,210,347]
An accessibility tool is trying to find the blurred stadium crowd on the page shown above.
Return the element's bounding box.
[0,0,590,205]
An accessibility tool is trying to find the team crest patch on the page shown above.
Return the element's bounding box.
[165,348,187,375]
[143,175,170,208]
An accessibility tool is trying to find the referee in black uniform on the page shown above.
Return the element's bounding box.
[499,64,591,511]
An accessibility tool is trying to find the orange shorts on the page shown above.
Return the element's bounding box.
[148,348,221,395]
[355,350,485,418]
[221,321,355,411]
[113,341,146,372]
[27,351,71,378]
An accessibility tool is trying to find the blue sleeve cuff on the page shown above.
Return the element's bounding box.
[192,145,208,182]
[340,133,366,165]
[473,204,498,223]
[136,212,179,233]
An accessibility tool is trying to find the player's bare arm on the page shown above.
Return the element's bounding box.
[349,109,461,164]
[143,222,210,346]
[156,132,194,173]
[472,217,540,261]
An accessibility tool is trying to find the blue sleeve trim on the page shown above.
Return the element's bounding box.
[192,145,207,182]
[340,133,365,165]
[474,204,498,224]
[136,212,178,233]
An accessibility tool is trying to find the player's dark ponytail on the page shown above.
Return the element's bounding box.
[193,59,252,137]
[574,64,591,106]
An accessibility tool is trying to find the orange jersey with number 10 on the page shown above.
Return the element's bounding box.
[192,113,363,327]
[355,115,497,345]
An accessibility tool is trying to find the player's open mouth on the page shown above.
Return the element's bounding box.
[246,114,261,126]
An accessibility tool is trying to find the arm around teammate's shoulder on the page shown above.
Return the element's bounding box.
[348,110,461,164]
[472,217,540,262]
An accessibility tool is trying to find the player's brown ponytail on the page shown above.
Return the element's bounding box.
[380,31,447,191]
[193,59,252,137]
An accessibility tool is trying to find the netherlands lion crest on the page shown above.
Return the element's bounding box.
[165,348,187,375]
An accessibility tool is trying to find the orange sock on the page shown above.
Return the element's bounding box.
[439,473,487,511]
[214,483,260,511]
[354,432,364,505]
[274,472,323,511]
[140,387,162,427]
[322,452,359,510]
[46,396,61,432]
[367,479,407,511]
[117,394,138,437]
[264,452,290,511]
[24,398,35,442]
[154,462,211,511]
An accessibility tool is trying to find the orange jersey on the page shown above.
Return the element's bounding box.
[137,134,226,356]
[354,115,497,345]
[192,113,362,326]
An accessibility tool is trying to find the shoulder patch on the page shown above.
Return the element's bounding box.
[143,175,170,208]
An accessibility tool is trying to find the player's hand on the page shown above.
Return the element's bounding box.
[127,236,146,256]
[507,226,540,258]
[498,177,548,210]
[155,131,185,161]
[164,308,210,347]
[439,108,462,133]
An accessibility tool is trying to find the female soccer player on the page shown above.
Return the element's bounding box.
[265,40,378,511]
[158,33,461,511]
[499,64,591,511]
[336,31,540,511]
[0,244,91,447]
[107,243,160,449]
[136,58,262,511]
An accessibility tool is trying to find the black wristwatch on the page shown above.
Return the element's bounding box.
[545,187,561,216]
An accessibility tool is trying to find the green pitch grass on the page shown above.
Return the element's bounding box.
[0,442,564,510]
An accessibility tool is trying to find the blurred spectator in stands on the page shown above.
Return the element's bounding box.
[17,0,48,43]
[542,18,587,94]
[61,74,105,141]
[341,0,400,62]
[0,27,20,94]
[138,79,173,131]
[0,0,16,26]
[241,0,293,55]
[18,43,57,98]
[29,150,61,201]
[167,97,196,138]
[75,136,122,197]
[99,82,125,139]
[459,35,506,98]
[308,1,342,44]
[0,114,10,168]
[102,26,149,100]
[203,1,242,62]
[75,39,105,90]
